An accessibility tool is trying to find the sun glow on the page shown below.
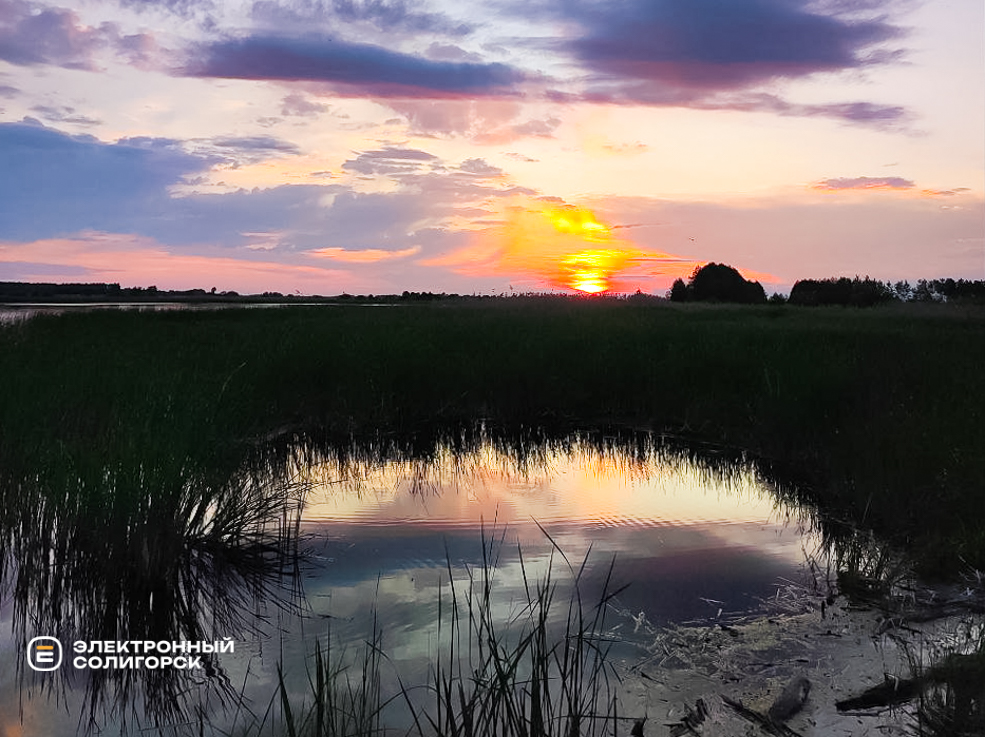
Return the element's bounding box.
[546,207,610,239]
[543,207,633,293]
[561,249,632,293]
[425,196,709,294]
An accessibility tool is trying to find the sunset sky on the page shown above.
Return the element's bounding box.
[1,0,982,295]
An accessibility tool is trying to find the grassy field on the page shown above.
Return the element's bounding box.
[1,298,983,575]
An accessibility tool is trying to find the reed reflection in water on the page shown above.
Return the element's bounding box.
[0,456,306,736]
[1,435,817,736]
[275,440,815,701]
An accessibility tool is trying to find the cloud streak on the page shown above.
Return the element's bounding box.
[812,175,915,190]
[308,245,422,263]
[250,0,472,37]
[342,146,438,175]
[690,93,912,127]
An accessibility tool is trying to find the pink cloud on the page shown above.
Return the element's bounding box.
[385,98,520,137]
[0,0,112,70]
[307,246,421,263]
[811,175,915,191]
[0,232,356,294]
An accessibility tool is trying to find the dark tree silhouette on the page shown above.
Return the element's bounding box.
[788,276,896,307]
[678,263,767,304]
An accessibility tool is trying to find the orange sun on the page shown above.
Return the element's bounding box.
[543,206,634,293]
[561,249,633,293]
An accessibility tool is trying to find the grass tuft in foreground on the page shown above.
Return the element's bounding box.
[253,529,627,737]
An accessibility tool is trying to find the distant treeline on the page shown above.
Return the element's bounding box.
[4,272,985,306]
[0,281,124,298]
[787,276,985,306]
[668,266,985,306]
[0,281,298,302]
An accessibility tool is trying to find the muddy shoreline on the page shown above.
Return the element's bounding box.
[609,577,985,736]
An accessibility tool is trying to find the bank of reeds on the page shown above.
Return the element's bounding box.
[0,436,307,731]
[914,644,985,736]
[1,299,982,574]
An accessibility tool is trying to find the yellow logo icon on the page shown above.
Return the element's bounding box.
[27,637,62,671]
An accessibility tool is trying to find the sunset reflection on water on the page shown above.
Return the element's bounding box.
[292,442,814,629]
[268,441,816,717]
[301,442,791,532]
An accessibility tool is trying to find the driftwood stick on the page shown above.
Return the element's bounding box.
[835,674,926,711]
[721,695,805,737]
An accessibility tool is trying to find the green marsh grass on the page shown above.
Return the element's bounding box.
[1,299,982,574]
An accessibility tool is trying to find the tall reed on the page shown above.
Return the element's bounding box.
[262,528,627,737]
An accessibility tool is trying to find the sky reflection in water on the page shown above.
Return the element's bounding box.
[278,443,814,682]
[1,442,816,735]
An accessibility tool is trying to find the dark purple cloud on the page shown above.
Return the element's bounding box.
[531,0,911,125]
[784,100,910,126]
[566,0,904,91]
[0,0,114,69]
[816,102,912,125]
[183,35,524,96]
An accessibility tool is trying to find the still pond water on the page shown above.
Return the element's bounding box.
[1,440,817,735]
